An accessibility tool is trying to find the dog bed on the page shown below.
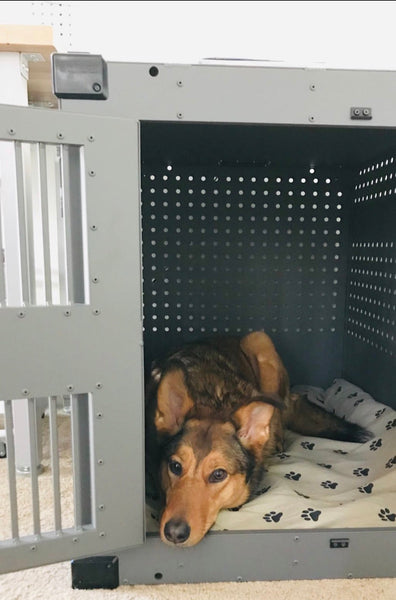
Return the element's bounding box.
[146,379,396,532]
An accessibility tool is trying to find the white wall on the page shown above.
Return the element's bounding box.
[1,1,396,69]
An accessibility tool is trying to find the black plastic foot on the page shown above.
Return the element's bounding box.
[71,556,119,589]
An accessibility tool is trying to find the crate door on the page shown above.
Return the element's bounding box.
[0,105,144,573]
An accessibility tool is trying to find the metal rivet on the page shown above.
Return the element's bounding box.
[177,80,183,87]
[90,224,98,231]
[93,309,101,316]
[88,169,96,177]
[122,579,129,585]
[236,576,243,582]
[293,560,299,566]
[30,545,37,551]
[67,384,74,392]
[309,84,316,91]
[177,112,183,119]
[73,537,79,543]
[88,135,95,142]
[57,132,64,140]
[96,382,103,389]
[64,310,71,317]
[294,535,300,542]
[92,276,100,284]
[99,531,106,537]
[18,310,25,318]
[98,459,104,465]
[22,389,29,396]
[92,82,102,93]
[8,128,16,136]
[347,573,353,579]
[96,412,103,419]
[98,504,105,511]
[309,116,315,122]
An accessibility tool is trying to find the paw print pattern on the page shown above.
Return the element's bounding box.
[301,508,322,522]
[354,398,364,407]
[353,467,370,477]
[334,386,343,395]
[263,511,283,523]
[370,439,383,451]
[347,392,358,398]
[301,441,315,450]
[277,453,291,460]
[386,419,396,431]
[285,471,301,481]
[321,480,338,490]
[375,408,386,419]
[317,463,333,469]
[359,483,374,494]
[333,449,348,455]
[386,456,396,469]
[379,508,396,522]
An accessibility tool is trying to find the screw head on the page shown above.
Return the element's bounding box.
[92,276,100,284]
[96,382,103,389]
[177,80,183,87]
[92,82,102,93]
[66,384,74,392]
[64,309,71,317]
[57,132,64,140]
[309,116,315,123]
[177,112,183,119]
[18,310,25,318]
[93,309,101,316]
[88,135,95,142]
[309,84,316,91]
[8,128,16,136]
[90,224,98,231]
[22,389,29,396]
[88,169,96,177]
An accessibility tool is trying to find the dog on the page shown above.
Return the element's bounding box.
[145,331,372,547]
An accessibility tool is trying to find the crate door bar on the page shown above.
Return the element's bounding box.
[4,400,19,540]
[14,141,31,305]
[38,143,53,306]
[48,396,62,533]
[27,398,41,536]
[0,189,5,306]
[70,395,93,529]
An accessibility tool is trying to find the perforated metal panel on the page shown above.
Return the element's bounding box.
[141,159,348,387]
[344,156,396,404]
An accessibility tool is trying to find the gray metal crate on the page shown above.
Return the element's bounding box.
[1,59,395,583]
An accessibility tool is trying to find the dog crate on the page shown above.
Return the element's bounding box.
[0,58,395,584]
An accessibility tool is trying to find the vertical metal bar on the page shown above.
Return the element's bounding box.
[70,395,82,529]
[14,141,30,304]
[27,398,41,536]
[53,146,69,305]
[49,396,62,532]
[39,143,52,305]
[23,143,39,305]
[0,189,6,306]
[4,400,19,540]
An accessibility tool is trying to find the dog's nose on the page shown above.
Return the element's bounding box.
[164,518,191,544]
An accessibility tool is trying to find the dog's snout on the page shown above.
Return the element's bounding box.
[164,518,191,544]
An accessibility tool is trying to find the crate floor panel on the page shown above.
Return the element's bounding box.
[146,379,396,533]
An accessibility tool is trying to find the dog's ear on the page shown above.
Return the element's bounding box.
[233,401,275,457]
[155,369,193,436]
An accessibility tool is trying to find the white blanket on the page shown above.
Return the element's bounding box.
[213,379,396,531]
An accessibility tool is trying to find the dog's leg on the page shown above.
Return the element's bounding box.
[240,331,289,397]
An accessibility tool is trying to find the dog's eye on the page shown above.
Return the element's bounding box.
[169,460,182,476]
[209,468,228,483]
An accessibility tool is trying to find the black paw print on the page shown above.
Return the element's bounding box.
[386,456,396,469]
[334,386,343,395]
[285,471,301,481]
[353,467,370,477]
[317,463,333,469]
[277,453,291,460]
[301,508,321,522]
[375,408,386,418]
[301,441,315,450]
[354,398,364,407]
[359,483,374,494]
[386,419,396,431]
[263,511,283,523]
[254,485,271,496]
[347,392,358,398]
[370,439,383,451]
[321,480,338,490]
[379,508,396,522]
[333,449,348,455]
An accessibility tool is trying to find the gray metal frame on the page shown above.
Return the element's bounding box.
[1,61,395,581]
[0,104,145,573]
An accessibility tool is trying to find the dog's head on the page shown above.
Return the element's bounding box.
[152,366,282,547]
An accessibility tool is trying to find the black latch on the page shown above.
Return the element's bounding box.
[330,538,350,549]
[52,53,108,100]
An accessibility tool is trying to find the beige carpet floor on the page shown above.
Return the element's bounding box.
[1,413,395,599]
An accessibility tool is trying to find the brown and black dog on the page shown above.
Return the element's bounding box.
[145,331,371,547]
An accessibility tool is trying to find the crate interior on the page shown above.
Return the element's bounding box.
[140,121,396,405]
[140,121,396,534]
